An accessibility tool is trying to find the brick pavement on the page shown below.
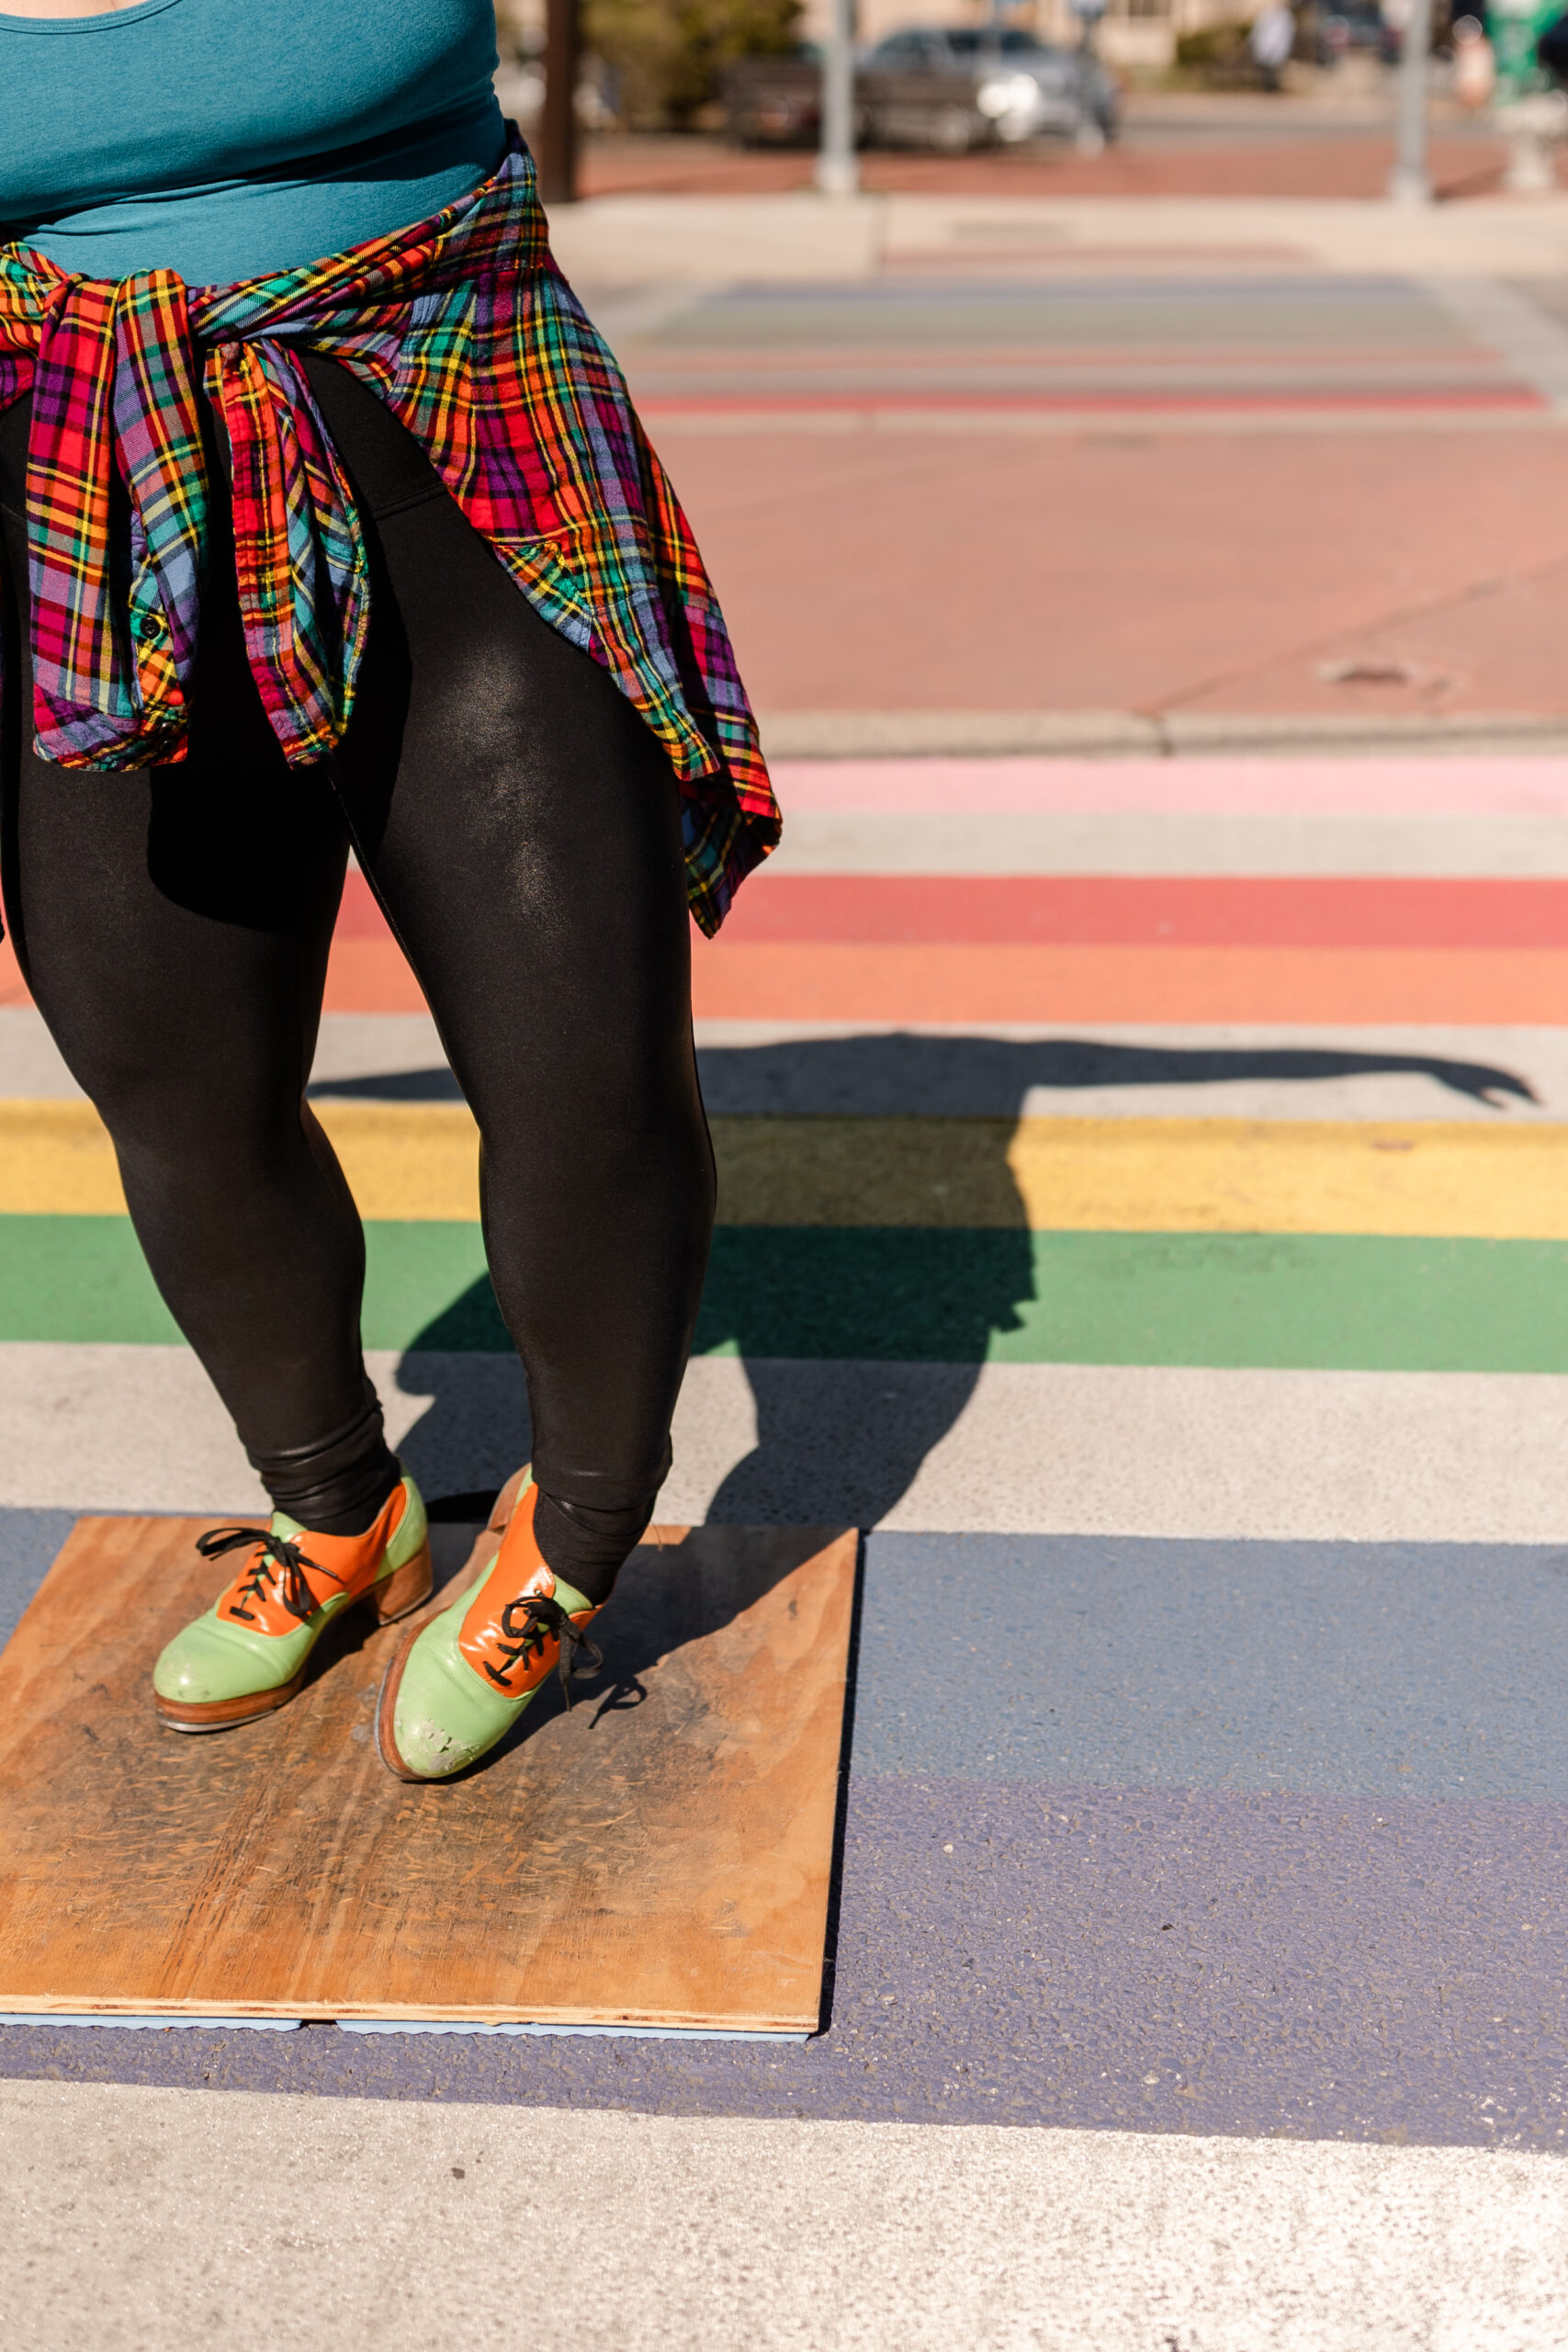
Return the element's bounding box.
[660,425,1568,721]
[577,115,1523,202]
[615,253,1568,728]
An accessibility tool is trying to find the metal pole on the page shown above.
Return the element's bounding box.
[1388,0,1434,202]
[540,0,580,207]
[817,0,859,197]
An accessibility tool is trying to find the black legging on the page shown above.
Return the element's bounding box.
[0,357,716,1598]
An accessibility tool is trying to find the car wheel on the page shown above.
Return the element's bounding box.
[1073,115,1105,154]
[930,102,978,153]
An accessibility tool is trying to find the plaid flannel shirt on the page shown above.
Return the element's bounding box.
[0,132,777,934]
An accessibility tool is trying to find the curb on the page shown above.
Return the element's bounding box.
[758,710,1568,758]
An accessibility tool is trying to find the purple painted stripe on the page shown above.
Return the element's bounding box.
[5,1777,1567,2147]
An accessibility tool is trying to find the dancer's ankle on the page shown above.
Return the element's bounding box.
[265,1450,403,1537]
[531,1486,656,1607]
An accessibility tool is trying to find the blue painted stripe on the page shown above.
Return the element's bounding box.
[6,1513,1566,1800]
[335,2022,808,2041]
[0,2016,303,2031]
[0,1509,85,1651]
[3,1777,1565,2146]
[8,1510,1566,2142]
[856,1532,1568,1800]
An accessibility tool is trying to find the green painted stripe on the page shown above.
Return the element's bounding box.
[8,1214,1568,1371]
[697,1229,1568,1370]
[0,1218,491,1350]
[363,1221,493,1349]
[0,1219,181,1344]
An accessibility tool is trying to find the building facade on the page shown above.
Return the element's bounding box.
[795,0,1251,72]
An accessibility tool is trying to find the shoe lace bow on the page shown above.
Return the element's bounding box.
[197,1524,345,1624]
[492,1590,604,1704]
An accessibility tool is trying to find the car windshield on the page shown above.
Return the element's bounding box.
[945,28,1055,51]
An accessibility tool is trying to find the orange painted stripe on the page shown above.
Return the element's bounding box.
[689,942,1568,1024]
[0,933,433,1014]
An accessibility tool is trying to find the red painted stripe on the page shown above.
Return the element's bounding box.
[718,875,1568,949]
[0,940,26,1009]
[335,872,396,940]
[324,938,428,1012]
[337,872,1568,952]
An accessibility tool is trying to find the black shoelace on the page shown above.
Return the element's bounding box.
[487,1591,604,1703]
[197,1524,345,1625]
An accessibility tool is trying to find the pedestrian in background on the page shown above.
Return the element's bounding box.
[1250,2,1297,86]
[1453,14,1498,103]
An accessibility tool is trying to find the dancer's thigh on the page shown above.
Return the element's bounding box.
[0,427,347,1146]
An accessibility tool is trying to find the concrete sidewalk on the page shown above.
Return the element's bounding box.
[548,187,1568,284]
[11,2086,1568,2352]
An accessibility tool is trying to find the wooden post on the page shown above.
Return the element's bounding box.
[539,0,580,206]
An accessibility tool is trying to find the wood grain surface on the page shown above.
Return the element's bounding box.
[0,1518,856,2030]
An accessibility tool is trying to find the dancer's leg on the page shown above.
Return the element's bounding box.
[305,357,716,1600]
[0,401,399,1532]
[2,367,714,1589]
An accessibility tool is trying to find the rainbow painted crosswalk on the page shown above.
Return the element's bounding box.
[5,751,1568,2211]
[6,757,1568,1539]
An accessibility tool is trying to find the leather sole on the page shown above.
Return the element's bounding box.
[375,1470,528,1781]
[155,1537,435,1735]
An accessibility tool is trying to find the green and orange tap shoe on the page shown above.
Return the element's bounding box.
[377,1465,603,1782]
[152,1475,433,1732]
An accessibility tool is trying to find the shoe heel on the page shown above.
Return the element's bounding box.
[372,1539,434,1625]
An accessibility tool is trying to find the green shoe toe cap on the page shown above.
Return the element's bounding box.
[391,1606,536,1780]
[153,1611,315,1706]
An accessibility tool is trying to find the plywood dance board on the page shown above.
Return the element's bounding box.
[0,1516,856,2032]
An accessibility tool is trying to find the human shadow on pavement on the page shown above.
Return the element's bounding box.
[692,1034,1539,1117]
[693,1030,1536,1527]
[377,1030,1536,1531]
[317,1035,1537,1115]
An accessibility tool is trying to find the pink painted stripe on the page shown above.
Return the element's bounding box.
[638,388,1543,416]
[769,756,1568,817]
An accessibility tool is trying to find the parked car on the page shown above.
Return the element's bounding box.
[724,27,1118,153]
[724,44,825,147]
[1314,0,1401,62]
[860,26,1118,151]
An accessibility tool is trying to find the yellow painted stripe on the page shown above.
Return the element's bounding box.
[1009,1118,1568,1238]
[8,1101,1568,1236]
[0,1100,480,1220]
[716,1114,1568,1234]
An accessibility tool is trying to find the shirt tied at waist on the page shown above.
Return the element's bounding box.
[8,265,375,771]
[0,137,777,934]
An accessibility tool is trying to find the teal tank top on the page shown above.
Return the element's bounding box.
[0,0,507,287]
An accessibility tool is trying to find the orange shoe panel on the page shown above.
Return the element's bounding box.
[215,1483,409,1635]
